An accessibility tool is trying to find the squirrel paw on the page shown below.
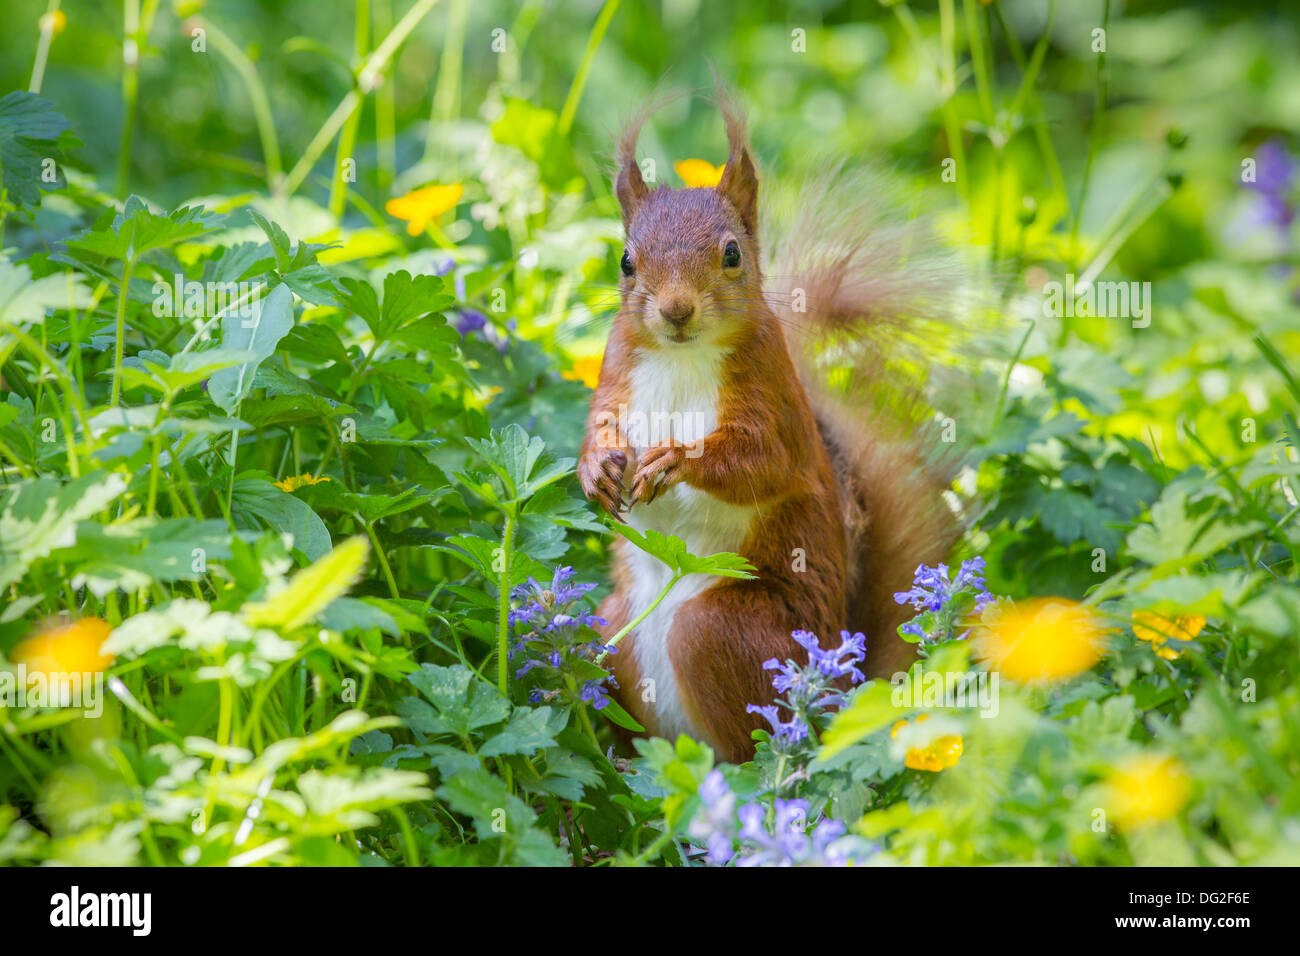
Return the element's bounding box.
[630,442,687,506]
[578,447,628,518]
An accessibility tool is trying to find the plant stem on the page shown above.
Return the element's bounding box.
[557,0,621,136]
[283,0,441,198]
[938,0,969,206]
[425,0,467,163]
[1068,0,1111,277]
[360,515,401,598]
[374,0,397,191]
[27,0,63,93]
[204,20,284,189]
[597,571,683,663]
[110,258,136,408]
[115,0,160,197]
[329,0,371,219]
[496,511,516,694]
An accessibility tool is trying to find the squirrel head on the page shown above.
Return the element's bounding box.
[613,91,762,348]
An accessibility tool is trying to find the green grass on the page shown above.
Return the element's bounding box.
[0,0,1297,866]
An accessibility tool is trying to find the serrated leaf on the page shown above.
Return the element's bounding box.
[610,522,756,579]
[66,196,223,263]
[478,706,564,757]
[0,92,77,207]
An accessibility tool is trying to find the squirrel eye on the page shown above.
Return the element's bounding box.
[722,240,741,269]
[620,249,635,277]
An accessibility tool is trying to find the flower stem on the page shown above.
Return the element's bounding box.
[596,571,683,663]
[496,511,517,695]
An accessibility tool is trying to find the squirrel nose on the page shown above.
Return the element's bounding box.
[659,301,695,327]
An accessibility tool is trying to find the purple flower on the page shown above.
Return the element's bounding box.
[686,772,877,867]
[688,770,738,864]
[894,557,998,643]
[580,680,612,710]
[746,703,810,750]
[1245,139,1296,230]
[793,629,867,684]
[510,566,615,713]
[746,629,869,758]
[456,308,487,335]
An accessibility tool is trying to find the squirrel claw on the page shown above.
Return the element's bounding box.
[578,447,629,519]
[629,442,686,507]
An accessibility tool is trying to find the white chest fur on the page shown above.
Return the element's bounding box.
[623,346,757,744]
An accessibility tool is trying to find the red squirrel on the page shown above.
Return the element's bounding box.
[577,90,960,763]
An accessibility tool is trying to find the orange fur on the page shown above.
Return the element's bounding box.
[581,88,960,761]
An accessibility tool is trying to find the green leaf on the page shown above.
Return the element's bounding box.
[245,209,340,306]
[0,473,127,590]
[0,256,92,325]
[231,476,332,561]
[245,535,369,631]
[337,270,453,342]
[460,423,577,505]
[610,522,756,579]
[598,698,645,733]
[478,706,565,757]
[1126,487,1264,573]
[296,768,432,829]
[66,197,223,263]
[405,664,511,737]
[120,347,256,397]
[48,517,234,598]
[0,92,78,208]
[208,282,295,414]
[819,681,903,760]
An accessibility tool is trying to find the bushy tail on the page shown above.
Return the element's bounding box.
[763,164,975,677]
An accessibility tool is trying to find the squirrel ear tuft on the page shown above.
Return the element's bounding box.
[615,156,648,225]
[711,77,759,236]
[613,101,662,225]
[717,149,758,236]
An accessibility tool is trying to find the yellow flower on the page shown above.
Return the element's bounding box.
[1105,754,1190,831]
[1132,610,1204,661]
[385,184,463,237]
[39,10,67,35]
[12,618,114,676]
[891,715,963,772]
[274,473,331,493]
[562,354,603,390]
[675,159,726,188]
[972,597,1105,683]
